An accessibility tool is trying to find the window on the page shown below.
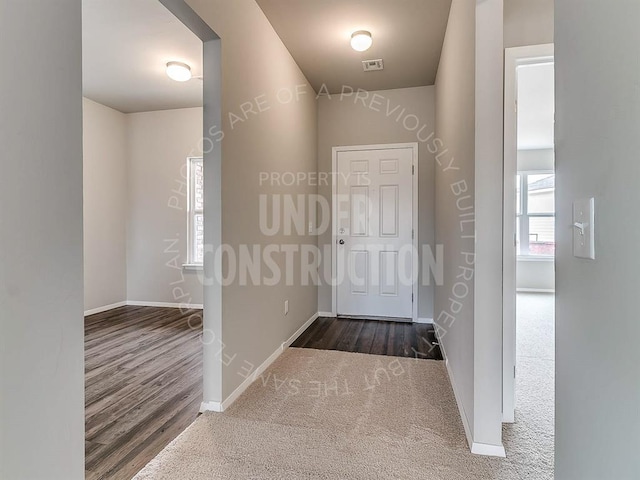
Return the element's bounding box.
[516,172,555,257]
[187,157,204,265]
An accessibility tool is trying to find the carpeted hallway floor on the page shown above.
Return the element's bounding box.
[133,294,554,479]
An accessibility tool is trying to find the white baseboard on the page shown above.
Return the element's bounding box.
[85,300,203,317]
[199,400,222,413]
[200,312,319,414]
[414,317,434,324]
[503,410,515,424]
[126,300,203,309]
[516,288,554,293]
[84,301,127,316]
[471,442,506,457]
[283,312,319,349]
[317,311,335,318]
[436,328,474,453]
[435,327,506,458]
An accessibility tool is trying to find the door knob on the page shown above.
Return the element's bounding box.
[338,239,345,245]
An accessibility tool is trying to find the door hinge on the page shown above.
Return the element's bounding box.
[514,365,516,378]
[412,165,415,175]
[412,293,414,303]
[412,229,414,240]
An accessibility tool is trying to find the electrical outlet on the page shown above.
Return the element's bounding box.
[284,300,289,315]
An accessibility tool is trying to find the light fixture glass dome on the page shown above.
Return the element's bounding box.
[166,61,192,82]
[350,30,373,52]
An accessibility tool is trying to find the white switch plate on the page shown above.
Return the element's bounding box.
[573,198,595,259]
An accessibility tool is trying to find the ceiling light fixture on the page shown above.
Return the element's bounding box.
[166,61,192,82]
[350,30,373,52]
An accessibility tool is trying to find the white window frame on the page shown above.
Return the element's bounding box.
[517,170,555,260]
[185,156,204,268]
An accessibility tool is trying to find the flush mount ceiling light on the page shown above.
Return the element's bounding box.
[350,30,373,52]
[166,61,192,82]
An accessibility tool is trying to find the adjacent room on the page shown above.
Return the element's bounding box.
[502,44,556,474]
[82,1,205,477]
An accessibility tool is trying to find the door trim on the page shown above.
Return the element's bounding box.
[331,142,419,322]
[503,44,554,423]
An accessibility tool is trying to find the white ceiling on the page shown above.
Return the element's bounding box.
[517,63,555,150]
[255,0,452,94]
[82,0,202,114]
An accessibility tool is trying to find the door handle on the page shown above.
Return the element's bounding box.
[338,239,345,245]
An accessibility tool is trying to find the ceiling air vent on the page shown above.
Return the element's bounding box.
[362,59,384,72]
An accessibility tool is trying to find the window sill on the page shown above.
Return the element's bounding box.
[517,256,554,263]
[182,263,203,271]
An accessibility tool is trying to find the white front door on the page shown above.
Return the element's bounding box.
[335,146,415,319]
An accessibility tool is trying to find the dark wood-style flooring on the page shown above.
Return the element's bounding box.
[85,306,203,480]
[292,317,443,360]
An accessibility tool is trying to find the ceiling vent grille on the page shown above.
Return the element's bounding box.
[362,59,384,72]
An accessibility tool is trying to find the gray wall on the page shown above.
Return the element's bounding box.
[504,0,554,48]
[187,0,318,400]
[83,98,128,311]
[434,0,477,441]
[317,86,436,319]
[555,1,640,478]
[126,107,204,306]
[83,102,203,309]
[0,0,85,478]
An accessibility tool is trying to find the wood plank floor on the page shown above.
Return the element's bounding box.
[291,317,443,360]
[85,306,203,480]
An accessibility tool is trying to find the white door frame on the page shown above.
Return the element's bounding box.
[503,44,554,423]
[331,143,419,322]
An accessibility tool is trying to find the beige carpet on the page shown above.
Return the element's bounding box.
[133,328,554,479]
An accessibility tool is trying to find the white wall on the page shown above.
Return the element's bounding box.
[518,148,554,171]
[555,1,640,478]
[317,86,436,319]
[517,260,554,291]
[83,98,128,312]
[126,107,204,306]
[504,0,554,48]
[435,0,505,454]
[473,0,505,452]
[0,0,85,478]
[187,0,318,401]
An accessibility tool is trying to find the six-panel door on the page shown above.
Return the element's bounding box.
[335,147,414,319]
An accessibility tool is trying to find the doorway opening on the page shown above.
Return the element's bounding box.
[503,44,555,461]
[81,0,221,477]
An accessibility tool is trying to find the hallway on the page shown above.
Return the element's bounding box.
[132,295,554,479]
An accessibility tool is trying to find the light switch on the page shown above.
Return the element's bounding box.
[572,198,595,259]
